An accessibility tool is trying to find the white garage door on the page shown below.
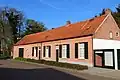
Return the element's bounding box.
[104,51,113,66]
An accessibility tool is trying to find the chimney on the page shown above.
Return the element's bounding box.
[52,28,55,29]
[66,21,71,25]
[105,8,111,14]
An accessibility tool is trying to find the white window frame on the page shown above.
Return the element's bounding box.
[45,46,49,58]
[109,31,113,39]
[32,47,38,57]
[34,47,36,57]
[104,51,113,66]
[78,43,85,59]
[62,45,67,58]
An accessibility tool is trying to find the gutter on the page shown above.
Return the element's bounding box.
[14,34,93,46]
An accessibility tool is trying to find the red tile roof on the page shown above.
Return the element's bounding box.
[15,14,107,46]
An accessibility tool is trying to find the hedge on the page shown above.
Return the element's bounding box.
[15,57,88,70]
[0,54,12,60]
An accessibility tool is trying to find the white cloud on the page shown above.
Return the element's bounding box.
[39,0,63,10]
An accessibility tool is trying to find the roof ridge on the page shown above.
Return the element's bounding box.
[26,14,106,37]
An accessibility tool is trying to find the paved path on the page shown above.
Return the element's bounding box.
[83,67,120,79]
[0,60,117,80]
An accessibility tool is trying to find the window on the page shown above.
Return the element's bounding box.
[59,45,62,58]
[35,47,38,57]
[78,43,85,59]
[32,47,38,57]
[43,46,51,58]
[75,42,88,59]
[109,31,113,39]
[45,46,49,57]
[104,51,113,66]
[61,44,70,58]
[116,32,119,37]
[62,45,67,58]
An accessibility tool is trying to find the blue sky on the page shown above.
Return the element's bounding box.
[0,0,120,29]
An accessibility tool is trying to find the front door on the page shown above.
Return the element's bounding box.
[19,48,24,57]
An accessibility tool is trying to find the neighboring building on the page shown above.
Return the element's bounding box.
[13,9,120,70]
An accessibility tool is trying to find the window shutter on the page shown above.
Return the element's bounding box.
[36,47,38,57]
[84,42,88,59]
[67,44,70,58]
[48,46,51,57]
[75,43,78,58]
[59,45,62,58]
[43,46,45,57]
[32,47,34,56]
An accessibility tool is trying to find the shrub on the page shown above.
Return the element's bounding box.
[15,57,28,61]
[15,57,88,70]
[0,53,11,60]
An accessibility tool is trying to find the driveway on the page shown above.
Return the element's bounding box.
[0,60,117,80]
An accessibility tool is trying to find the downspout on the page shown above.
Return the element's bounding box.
[92,35,94,67]
[40,42,42,60]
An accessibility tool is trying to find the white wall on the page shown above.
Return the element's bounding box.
[93,39,120,49]
[93,38,120,70]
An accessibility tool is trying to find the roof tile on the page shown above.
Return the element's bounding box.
[15,14,107,45]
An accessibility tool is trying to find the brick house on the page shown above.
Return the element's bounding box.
[13,9,120,70]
